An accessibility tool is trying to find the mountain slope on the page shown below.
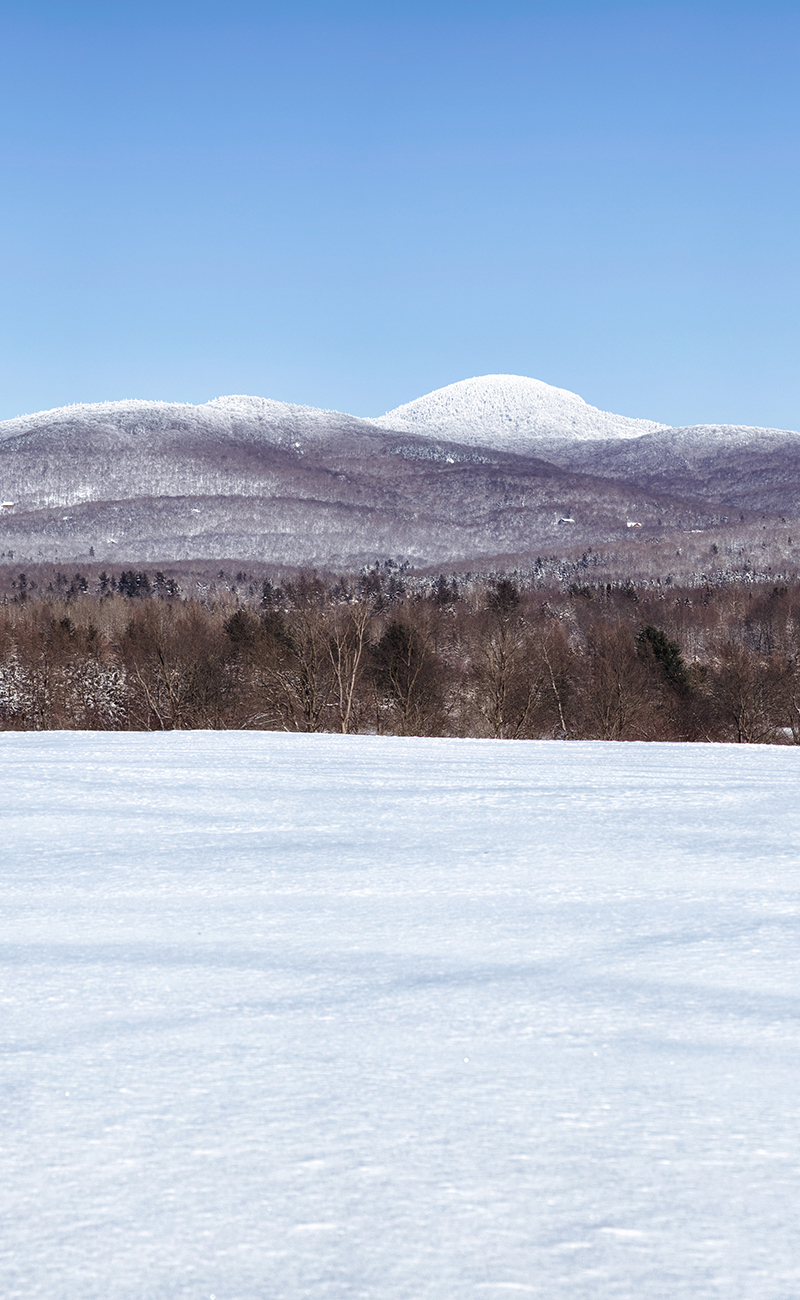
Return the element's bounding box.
[0,421,694,569]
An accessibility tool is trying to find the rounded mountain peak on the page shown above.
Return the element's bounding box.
[373,374,666,452]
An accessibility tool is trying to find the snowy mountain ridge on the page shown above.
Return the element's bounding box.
[2,374,797,455]
[0,393,382,449]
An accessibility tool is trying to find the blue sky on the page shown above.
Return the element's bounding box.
[1,0,798,427]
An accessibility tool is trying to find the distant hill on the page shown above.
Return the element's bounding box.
[2,376,800,582]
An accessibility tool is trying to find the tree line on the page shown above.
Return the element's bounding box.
[2,568,800,742]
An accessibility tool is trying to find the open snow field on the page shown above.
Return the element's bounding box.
[2,733,800,1299]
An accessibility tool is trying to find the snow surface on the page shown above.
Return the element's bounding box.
[2,731,800,1300]
[373,375,669,451]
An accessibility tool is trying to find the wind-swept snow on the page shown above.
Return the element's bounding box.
[374,374,668,452]
[2,732,800,1300]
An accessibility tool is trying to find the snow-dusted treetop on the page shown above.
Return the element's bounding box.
[373,374,669,451]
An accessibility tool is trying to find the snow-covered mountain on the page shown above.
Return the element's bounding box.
[3,375,796,458]
[2,375,800,573]
[373,374,669,450]
[0,394,384,451]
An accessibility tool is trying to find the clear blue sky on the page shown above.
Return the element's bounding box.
[2,0,798,428]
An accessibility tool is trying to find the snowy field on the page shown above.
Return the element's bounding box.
[2,732,800,1300]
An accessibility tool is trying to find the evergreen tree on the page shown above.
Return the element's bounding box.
[637,625,689,690]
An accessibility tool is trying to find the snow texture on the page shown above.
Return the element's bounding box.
[373,375,669,450]
[2,731,800,1299]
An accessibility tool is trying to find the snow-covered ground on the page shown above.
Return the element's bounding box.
[2,732,800,1299]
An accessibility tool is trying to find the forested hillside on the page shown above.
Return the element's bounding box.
[2,565,798,742]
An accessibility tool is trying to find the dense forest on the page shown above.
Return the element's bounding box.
[2,565,800,742]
